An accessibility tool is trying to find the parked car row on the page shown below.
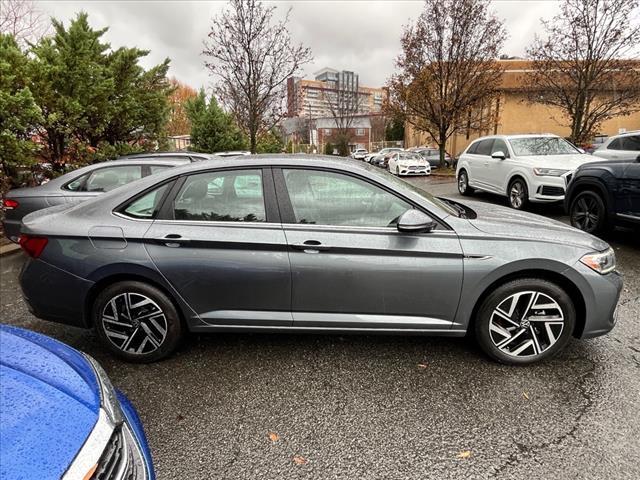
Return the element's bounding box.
[455,131,640,234]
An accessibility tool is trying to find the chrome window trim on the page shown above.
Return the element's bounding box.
[62,409,114,480]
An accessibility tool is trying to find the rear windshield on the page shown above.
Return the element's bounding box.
[508,137,580,156]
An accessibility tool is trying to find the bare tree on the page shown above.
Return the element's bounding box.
[386,0,505,165]
[203,0,312,153]
[322,73,365,154]
[0,0,50,46]
[526,0,640,144]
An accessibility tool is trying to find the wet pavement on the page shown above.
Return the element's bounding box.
[1,176,638,480]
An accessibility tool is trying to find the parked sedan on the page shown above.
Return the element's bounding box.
[366,147,404,165]
[0,324,154,479]
[565,158,640,234]
[410,147,452,168]
[19,155,621,365]
[388,151,431,176]
[2,152,213,242]
[456,134,595,210]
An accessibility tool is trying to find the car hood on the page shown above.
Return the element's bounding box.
[518,153,596,170]
[459,200,609,251]
[0,325,100,479]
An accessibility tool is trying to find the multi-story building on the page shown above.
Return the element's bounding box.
[287,67,386,118]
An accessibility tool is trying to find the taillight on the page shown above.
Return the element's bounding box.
[2,198,19,210]
[18,234,48,258]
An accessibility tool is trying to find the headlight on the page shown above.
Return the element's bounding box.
[533,168,569,176]
[85,354,124,425]
[580,248,616,274]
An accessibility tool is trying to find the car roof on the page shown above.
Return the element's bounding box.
[607,130,639,139]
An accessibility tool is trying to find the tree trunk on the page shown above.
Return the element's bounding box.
[438,130,448,168]
[250,129,257,154]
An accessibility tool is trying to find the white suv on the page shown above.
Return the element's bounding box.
[456,134,595,209]
[350,148,368,160]
[592,131,640,161]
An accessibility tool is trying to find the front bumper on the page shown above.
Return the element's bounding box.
[398,165,431,176]
[566,262,623,339]
[529,173,573,203]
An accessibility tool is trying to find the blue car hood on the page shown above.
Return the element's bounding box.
[0,325,100,479]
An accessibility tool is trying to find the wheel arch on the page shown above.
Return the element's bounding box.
[466,269,587,339]
[567,178,613,216]
[506,173,529,197]
[84,265,196,329]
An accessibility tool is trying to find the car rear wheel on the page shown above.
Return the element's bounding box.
[570,190,607,235]
[474,278,575,365]
[457,170,474,195]
[508,178,528,210]
[93,281,183,363]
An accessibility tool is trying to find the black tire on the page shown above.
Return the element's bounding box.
[508,177,529,210]
[474,278,575,365]
[569,190,608,235]
[457,169,474,196]
[93,281,183,363]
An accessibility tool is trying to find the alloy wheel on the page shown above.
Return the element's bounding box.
[571,194,601,232]
[458,172,467,193]
[101,292,168,355]
[488,291,564,358]
[509,181,525,209]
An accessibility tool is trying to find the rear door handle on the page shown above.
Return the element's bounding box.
[290,240,330,253]
[158,234,190,247]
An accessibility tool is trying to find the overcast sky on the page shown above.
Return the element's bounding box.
[38,1,571,90]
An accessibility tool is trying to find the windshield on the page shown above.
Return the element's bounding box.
[508,137,580,156]
[397,153,422,161]
[367,165,459,217]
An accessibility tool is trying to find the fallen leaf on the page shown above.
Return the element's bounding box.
[522,392,530,400]
[176,414,184,422]
[268,432,279,442]
[293,455,307,465]
[457,450,472,459]
[417,363,428,369]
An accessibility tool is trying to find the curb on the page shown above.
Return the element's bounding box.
[0,243,21,257]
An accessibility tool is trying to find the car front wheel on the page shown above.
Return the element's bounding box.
[508,178,528,210]
[570,190,608,234]
[93,281,183,363]
[474,278,575,365]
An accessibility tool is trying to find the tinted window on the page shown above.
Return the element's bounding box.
[81,166,142,192]
[173,169,265,222]
[622,136,640,151]
[608,138,623,150]
[283,169,411,227]
[122,183,170,219]
[491,139,509,157]
[476,139,494,156]
[466,142,480,154]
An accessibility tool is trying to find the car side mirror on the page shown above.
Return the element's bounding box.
[491,151,506,160]
[397,209,437,233]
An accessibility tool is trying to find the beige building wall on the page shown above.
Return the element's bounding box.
[405,60,640,156]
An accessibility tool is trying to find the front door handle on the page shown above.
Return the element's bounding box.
[158,234,190,247]
[290,240,330,253]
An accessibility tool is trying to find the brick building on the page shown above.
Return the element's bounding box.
[405,59,640,155]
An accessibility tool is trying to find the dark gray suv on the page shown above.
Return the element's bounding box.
[18,156,622,365]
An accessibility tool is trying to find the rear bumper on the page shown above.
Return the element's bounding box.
[20,258,94,328]
[2,219,21,243]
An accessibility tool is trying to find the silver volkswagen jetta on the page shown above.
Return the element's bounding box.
[18,155,622,365]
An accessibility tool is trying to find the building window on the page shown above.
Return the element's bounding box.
[324,129,332,135]
[356,128,365,136]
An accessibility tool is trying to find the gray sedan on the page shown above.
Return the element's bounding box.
[2,152,214,242]
[18,155,622,365]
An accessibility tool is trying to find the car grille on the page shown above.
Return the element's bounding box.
[540,185,565,196]
[92,426,138,480]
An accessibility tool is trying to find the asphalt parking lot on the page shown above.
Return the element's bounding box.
[1,176,638,480]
